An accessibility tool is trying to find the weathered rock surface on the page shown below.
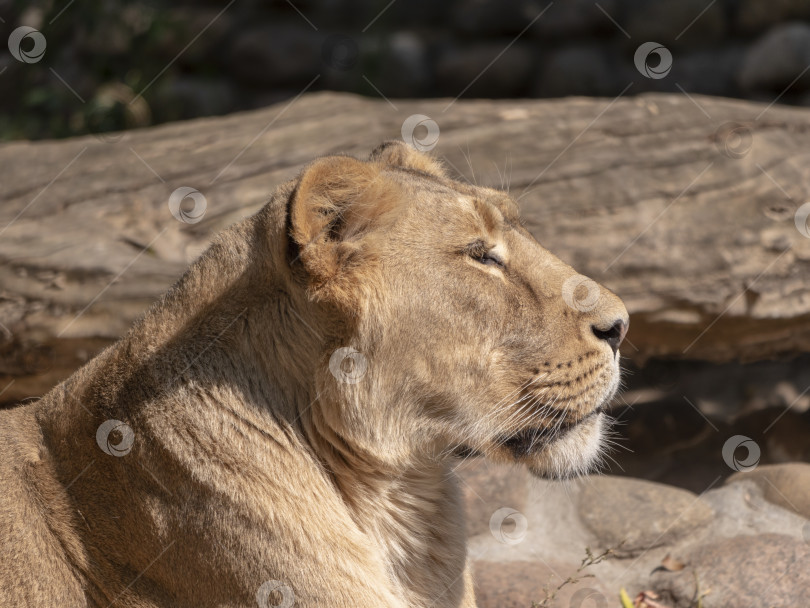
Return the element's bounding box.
[727,462,810,519]
[461,461,810,608]
[651,534,810,607]
[473,560,610,608]
[576,476,714,557]
[4,93,810,402]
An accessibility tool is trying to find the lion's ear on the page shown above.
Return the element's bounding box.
[287,155,398,297]
[369,140,447,179]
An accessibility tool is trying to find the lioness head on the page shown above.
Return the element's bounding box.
[283,141,628,480]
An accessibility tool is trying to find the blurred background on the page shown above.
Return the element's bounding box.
[3,0,810,140]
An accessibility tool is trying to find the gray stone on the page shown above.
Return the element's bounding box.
[698,480,809,541]
[727,463,810,520]
[739,23,810,93]
[474,560,611,608]
[577,476,714,556]
[650,534,810,608]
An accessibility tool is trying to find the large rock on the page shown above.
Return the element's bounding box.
[5,93,810,402]
[577,476,714,556]
[727,463,810,519]
[473,560,611,608]
[650,534,810,608]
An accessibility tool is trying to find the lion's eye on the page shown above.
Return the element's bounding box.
[473,249,505,268]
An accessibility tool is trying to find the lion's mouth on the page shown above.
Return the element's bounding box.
[497,405,605,458]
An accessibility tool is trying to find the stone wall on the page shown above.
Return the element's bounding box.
[3,0,810,139]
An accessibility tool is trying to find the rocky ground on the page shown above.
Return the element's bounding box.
[461,460,810,607]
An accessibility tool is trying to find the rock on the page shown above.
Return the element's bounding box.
[532,46,624,98]
[456,460,529,537]
[698,478,809,540]
[6,93,810,401]
[229,24,323,87]
[736,0,810,35]
[739,23,810,93]
[473,560,611,608]
[577,476,713,556]
[726,463,810,519]
[650,534,810,608]
[435,42,535,98]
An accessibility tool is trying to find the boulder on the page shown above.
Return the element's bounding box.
[650,534,810,608]
[576,476,714,556]
[727,463,810,519]
[5,93,810,401]
[473,560,612,608]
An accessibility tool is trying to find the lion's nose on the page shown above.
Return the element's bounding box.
[591,319,628,355]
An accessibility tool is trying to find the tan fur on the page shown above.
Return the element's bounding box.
[0,141,628,607]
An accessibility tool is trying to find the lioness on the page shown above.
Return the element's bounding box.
[0,141,627,607]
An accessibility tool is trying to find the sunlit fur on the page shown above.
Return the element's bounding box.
[0,142,627,607]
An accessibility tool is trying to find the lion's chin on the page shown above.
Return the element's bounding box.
[526,413,605,480]
[485,412,605,480]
